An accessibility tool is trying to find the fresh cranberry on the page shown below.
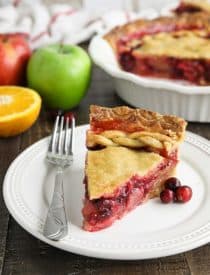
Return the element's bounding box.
[164,177,181,191]
[175,186,192,203]
[160,189,174,203]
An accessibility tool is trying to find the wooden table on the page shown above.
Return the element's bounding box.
[1,64,210,275]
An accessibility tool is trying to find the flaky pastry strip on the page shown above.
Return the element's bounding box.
[112,137,145,148]
[86,130,179,150]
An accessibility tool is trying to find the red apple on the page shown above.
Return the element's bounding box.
[0,33,31,85]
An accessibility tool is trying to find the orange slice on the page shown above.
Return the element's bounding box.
[0,86,41,137]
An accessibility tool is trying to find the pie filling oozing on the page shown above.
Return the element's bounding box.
[82,105,187,232]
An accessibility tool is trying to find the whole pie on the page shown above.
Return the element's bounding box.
[104,11,210,85]
[82,105,187,231]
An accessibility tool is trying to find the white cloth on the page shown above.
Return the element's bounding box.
[0,1,159,49]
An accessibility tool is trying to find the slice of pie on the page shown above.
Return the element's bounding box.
[82,105,187,231]
[104,12,210,85]
[174,0,210,14]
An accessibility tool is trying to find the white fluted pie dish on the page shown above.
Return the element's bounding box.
[89,34,210,122]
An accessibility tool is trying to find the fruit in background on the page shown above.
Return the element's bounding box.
[0,86,41,137]
[27,44,92,110]
[0,33,31,85]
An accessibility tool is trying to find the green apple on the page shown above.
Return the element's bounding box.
[27,44,91,110]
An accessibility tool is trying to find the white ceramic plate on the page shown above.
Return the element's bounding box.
[3,125,210,260]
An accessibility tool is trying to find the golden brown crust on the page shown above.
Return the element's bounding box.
[90,105,187,143]
[104,17,149,52]
[103,12,210,53]
[86,130,175,152]
[86,147,163,199]
[132,30,210,59]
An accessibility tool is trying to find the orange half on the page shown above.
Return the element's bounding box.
[0,86,41,137]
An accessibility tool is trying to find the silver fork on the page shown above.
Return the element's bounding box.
[43,114,75,241]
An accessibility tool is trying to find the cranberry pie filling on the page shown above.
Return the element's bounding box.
[82,105,187,231]
[117,31,210,85]
[104,11,210,85]
[119,54,210,85]
[83,150,178,232]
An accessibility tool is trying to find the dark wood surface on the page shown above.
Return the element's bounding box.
[1,64,210,275]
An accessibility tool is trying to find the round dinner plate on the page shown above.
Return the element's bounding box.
[3,125,210,260]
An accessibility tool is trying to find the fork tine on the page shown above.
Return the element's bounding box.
[57,116,64,154]
[63,117,70,155]
[48,115,60,153]
[69,116,75,155]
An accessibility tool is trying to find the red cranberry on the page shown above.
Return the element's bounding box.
[164,177,181,191]
[160,189,174,203]
[175,186,192,203]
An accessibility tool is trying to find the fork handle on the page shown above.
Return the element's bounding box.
[43,168,68,241]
